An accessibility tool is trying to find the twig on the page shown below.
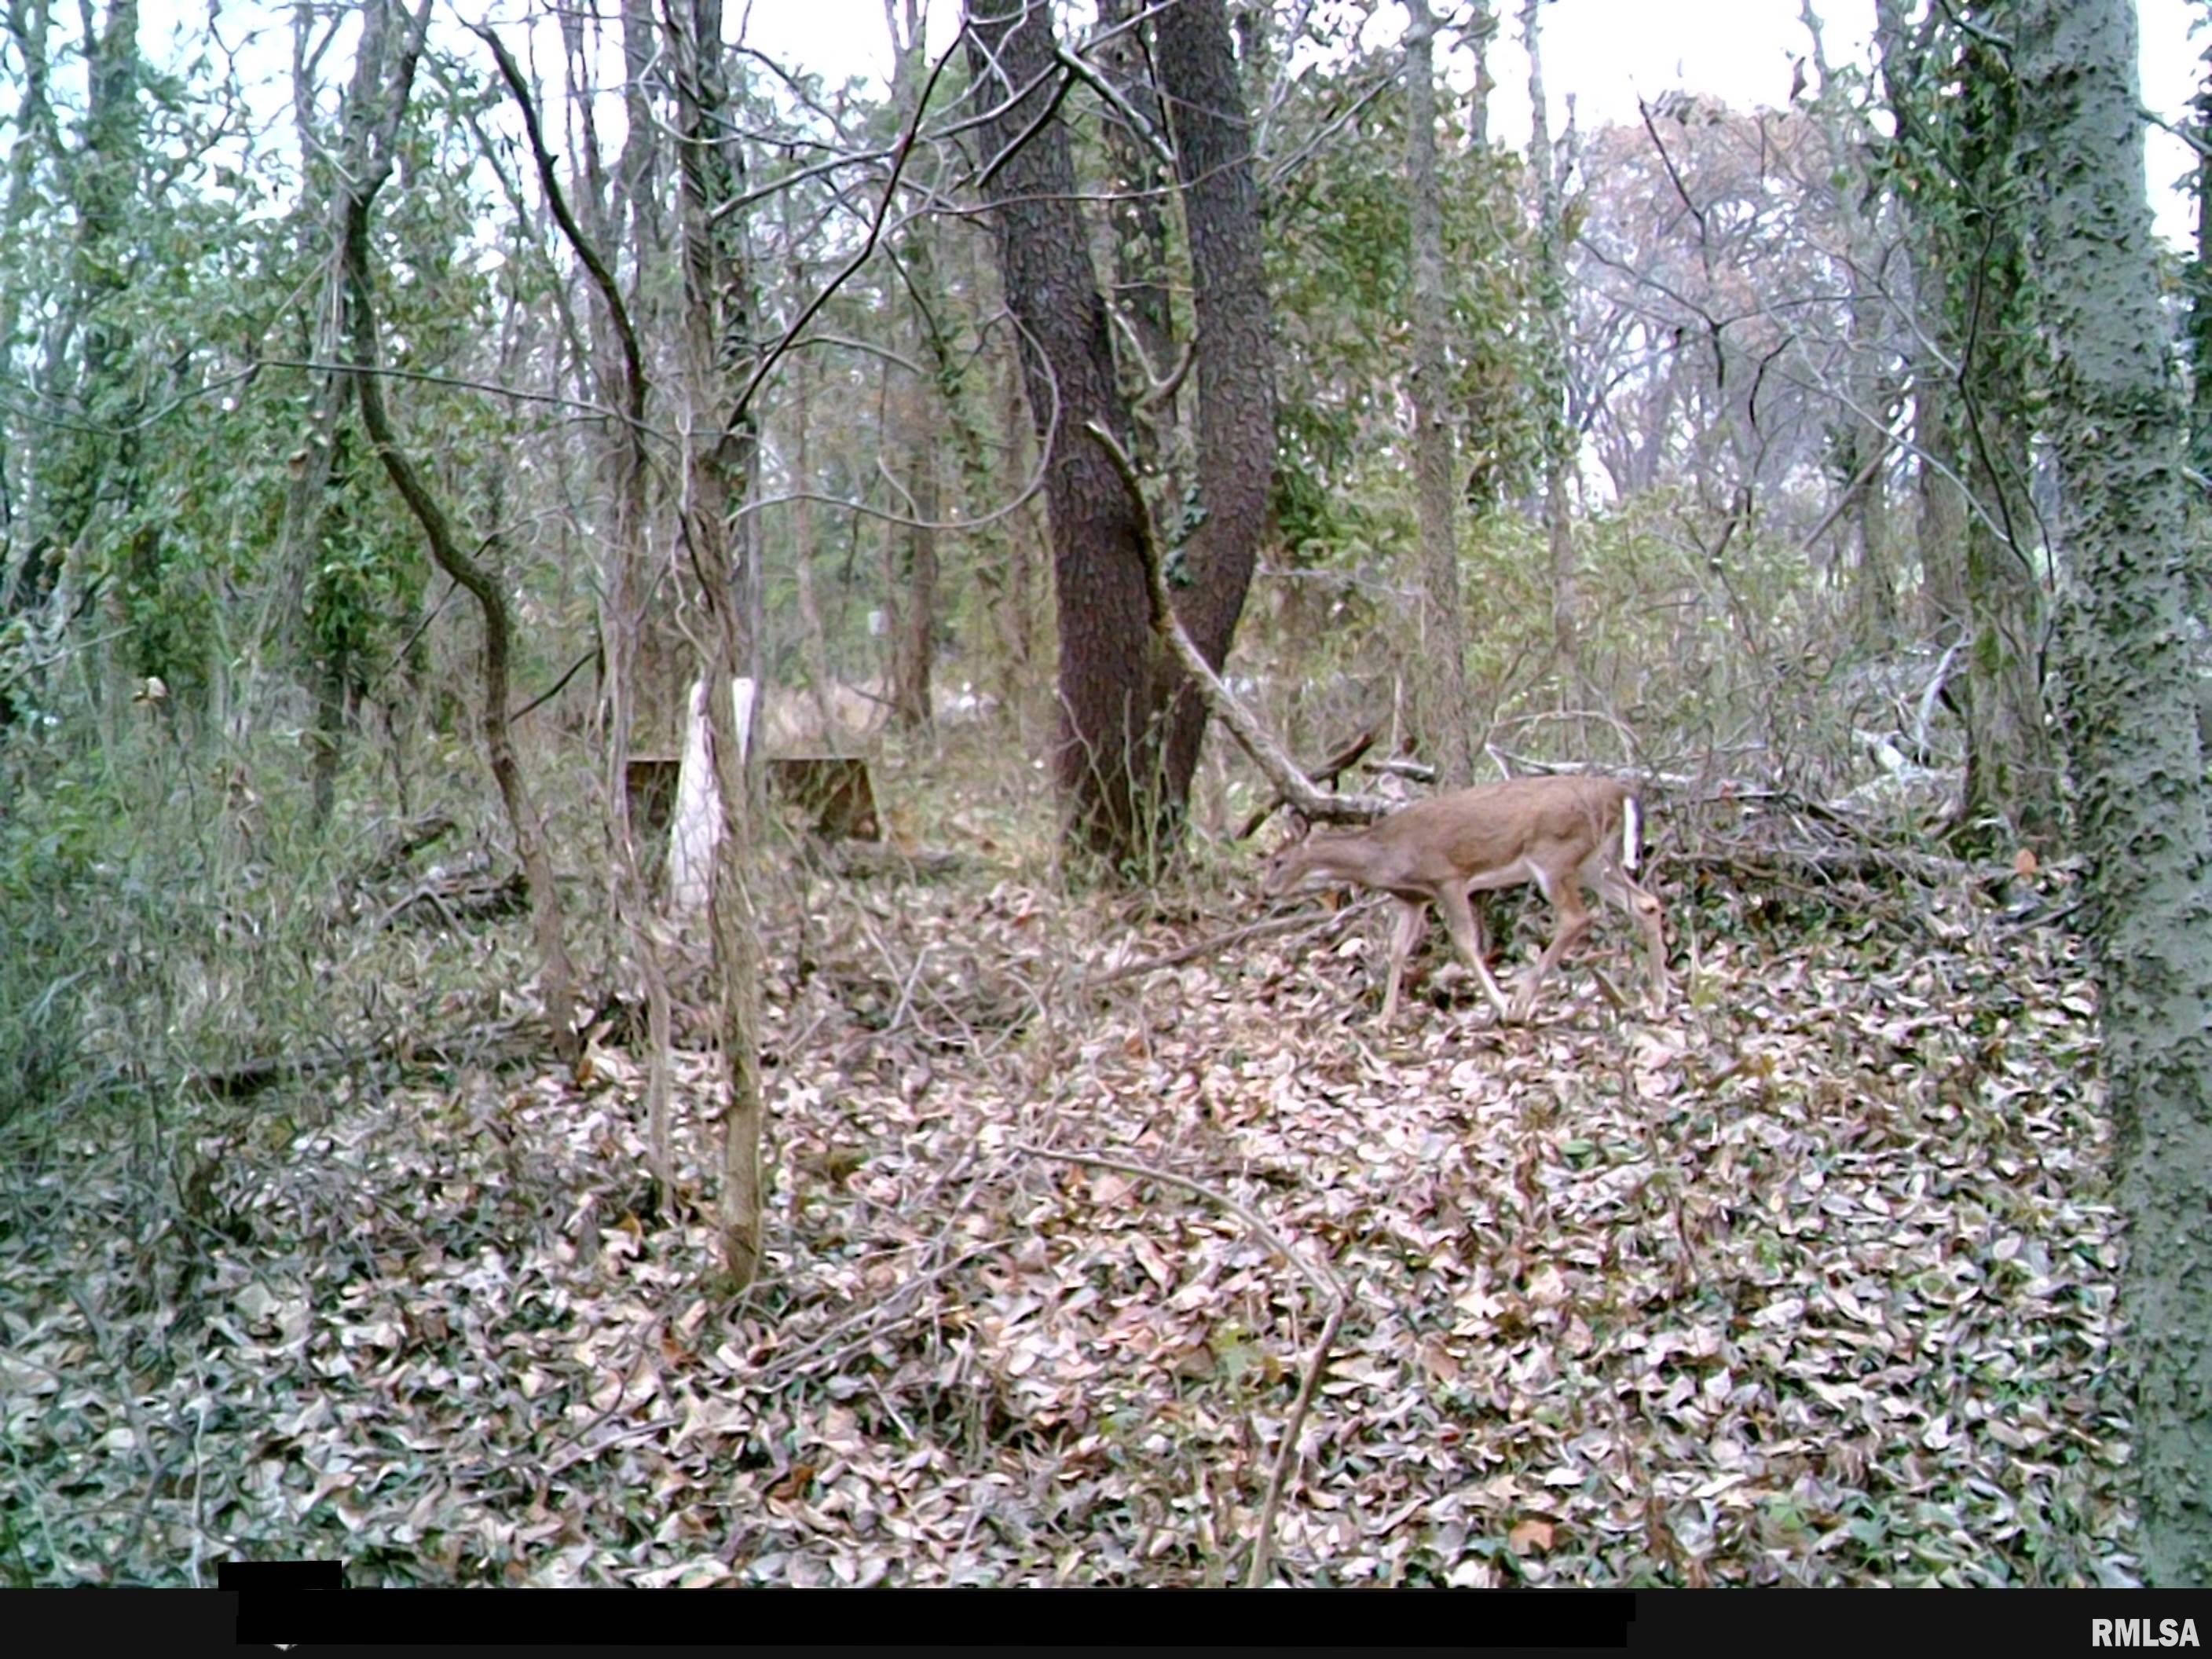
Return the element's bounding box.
[511,647,598,723]
[1998,895,2090,935]
[1009,1141,1347,1588]
[1364,756,1437,783]
[1085,895,1382,991]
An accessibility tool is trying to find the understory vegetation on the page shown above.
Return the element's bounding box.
[0,712,2127,1587]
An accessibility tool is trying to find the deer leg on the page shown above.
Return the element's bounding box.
[1510,871,1593,1024]
[1436,884,1515,1024]
[1590,859,1668,1013]
[1377,898,1428,1024]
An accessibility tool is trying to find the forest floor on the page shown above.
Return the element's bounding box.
[0,745,2133,1588]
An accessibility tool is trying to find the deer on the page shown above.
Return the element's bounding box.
[1259,774,1668,1026]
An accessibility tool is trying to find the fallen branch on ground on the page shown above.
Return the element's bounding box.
[189,1018,541,1099]
[1085,895,1385,991]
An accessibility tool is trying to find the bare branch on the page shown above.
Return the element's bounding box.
[1082,419,1393,823]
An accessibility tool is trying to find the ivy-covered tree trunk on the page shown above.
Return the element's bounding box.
[1874,0,2060,848]
[1958,404,2056,847]
[1800,0,1899,644]
[886,8,939,734]
[2191,44,2212,493]
[783,285,837,741]
[2016,0,2212,1588]
[276,1,357,831]
[892,448,939,731]
[1466,0,1497,148]
[1911,371,1971,642]
[10,0,147,726]
[898,203,1018,731]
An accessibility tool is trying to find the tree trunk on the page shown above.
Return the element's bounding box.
[1467,0,1496,150]
[1522,0,1578,689]
[782,189,837,739]
[488,9,682,1208]
[1151,0,1277,821]
[1916,374,1971,643]
[893,447,939,731]
[876,13,940,737]
[309,641,348,830]
[1956,56,2059,849]
[965,0,1154,866]
[20,0,145,729]
[998,333,1044,723]
[1854,433,1897,641]
[1875,0,2059,848]
[904,214,1015,734]
[275,2,357,808]
[789,358,838,738]
[2016,0,2212,1588]
[1401,0,1475,787]
[1095,0,1177,441]
[2192,46,2212,497]
[668,0,767,1286]
[342,0,577,1071]
[1800,0,1899,646]
[1959,408,2058,847]
[878,5,1024,742]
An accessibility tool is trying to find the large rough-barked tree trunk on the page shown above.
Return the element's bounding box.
[965,0,1155,865]
[2016,0,2212,1588]
[1095,0,1177,463]
[967,0,1273,867]
[1149,0,1276,813]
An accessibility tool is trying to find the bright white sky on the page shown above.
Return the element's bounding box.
[742,0,2207,243]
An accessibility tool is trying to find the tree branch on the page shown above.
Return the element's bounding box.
[1083,419,1392,824]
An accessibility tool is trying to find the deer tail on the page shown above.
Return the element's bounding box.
[1622,794,1643,872]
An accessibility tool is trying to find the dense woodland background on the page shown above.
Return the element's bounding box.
[1,0,2208,1590]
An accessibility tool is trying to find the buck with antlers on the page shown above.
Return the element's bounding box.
[1260,775,1668,1025]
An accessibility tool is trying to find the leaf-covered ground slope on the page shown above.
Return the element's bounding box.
[0,867,2130,1586]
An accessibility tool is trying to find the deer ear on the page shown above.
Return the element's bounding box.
[1284,808,1313,842]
